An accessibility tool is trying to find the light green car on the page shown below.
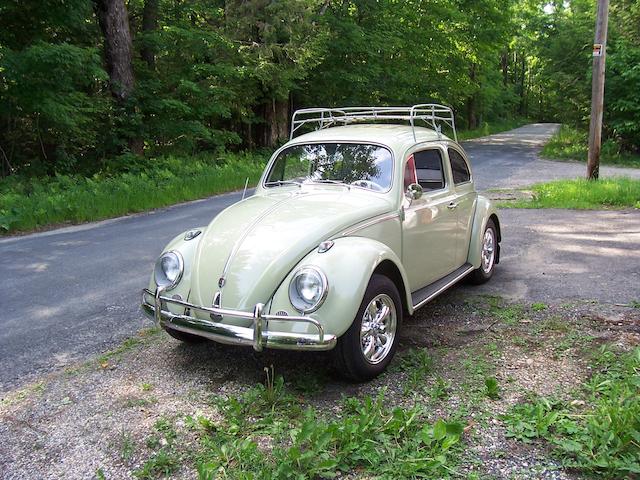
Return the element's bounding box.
[142,105,501,381]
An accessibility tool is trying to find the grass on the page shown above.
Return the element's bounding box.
[197,389,465,479]
[503,177,640,209]
[0,151,266,234]
[502,346,640,478]
[457,117,530,141]
[541,125,640,168]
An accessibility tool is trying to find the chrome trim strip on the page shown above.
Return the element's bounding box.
[341,212,400,237]
[412,265,474,310]
[219,193,298,283]
[142,288,335,351]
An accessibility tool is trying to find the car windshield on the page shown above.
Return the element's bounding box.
[264,143,393,192]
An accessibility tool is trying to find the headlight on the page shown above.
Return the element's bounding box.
[154,251,184,290]
[288,267,328,313]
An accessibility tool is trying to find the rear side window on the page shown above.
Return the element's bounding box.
[414,149,445,191]
[448,148,471,184]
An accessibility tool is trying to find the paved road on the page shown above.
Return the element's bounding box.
[1,123,639,391]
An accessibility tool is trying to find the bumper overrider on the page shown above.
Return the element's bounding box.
[141,288,337,351]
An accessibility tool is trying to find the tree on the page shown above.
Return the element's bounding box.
[94,0,142,154]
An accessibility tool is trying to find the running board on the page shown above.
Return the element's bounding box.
[411,263,474,310]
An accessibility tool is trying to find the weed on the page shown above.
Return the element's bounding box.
[502,346,640,478]
[197,393,465,479]
[154,417,177,443]
[428,376,450,400]
[119,429,135,461]
[398,348,433,395]
[134,449,179,479]
[141,383,153,392]
[531,302,547,312]
[484,377,500,399]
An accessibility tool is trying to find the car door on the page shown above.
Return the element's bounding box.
[401,147,459,291]
[447,145,476,266]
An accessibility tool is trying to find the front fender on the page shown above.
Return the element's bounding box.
[268,237,411,339]
[467,195,500,269]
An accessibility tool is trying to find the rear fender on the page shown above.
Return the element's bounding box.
[467,195,501,268]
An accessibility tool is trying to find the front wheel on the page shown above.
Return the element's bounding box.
[468,219,497,285]
[333,274,402,381]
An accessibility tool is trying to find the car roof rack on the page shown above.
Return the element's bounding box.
[289,104,457,142]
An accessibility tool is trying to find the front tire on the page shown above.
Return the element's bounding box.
[468,219,497,285]
[163,326,207,343]
[333,274,402,381]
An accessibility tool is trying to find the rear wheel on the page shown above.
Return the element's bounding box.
[333,274,402,381]
[468,219,497,285]
[163,326,207,343]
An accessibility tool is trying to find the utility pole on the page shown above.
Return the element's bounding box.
[586,0,609,180]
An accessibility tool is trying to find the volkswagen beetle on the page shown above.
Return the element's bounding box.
[142,105,501,381]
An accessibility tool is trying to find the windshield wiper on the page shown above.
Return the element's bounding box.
[308,179,349,186]
[264,180,303,187]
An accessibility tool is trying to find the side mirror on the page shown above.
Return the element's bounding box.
[405,183,423,201]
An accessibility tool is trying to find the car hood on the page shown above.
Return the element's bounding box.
[190,189,393,311]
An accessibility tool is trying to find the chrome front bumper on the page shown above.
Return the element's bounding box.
[141,288,337,351]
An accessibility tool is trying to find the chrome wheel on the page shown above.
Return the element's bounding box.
[481,228,495,274]
[359,294,397,365]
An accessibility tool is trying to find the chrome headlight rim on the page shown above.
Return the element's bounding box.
[288,266,328,314]
[154,250,184,291]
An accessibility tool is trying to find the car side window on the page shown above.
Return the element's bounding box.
[414,149,445,191]
[448,148,471,184]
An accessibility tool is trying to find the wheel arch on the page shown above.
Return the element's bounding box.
[467,195,501,268]
[268,236,413,338]
[373,259,411,317]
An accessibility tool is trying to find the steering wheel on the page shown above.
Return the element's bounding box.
[350,179,384,191]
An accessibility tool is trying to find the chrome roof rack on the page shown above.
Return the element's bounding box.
[290,104,457,142]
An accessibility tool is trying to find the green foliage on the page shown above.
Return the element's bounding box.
[502,346,640,478]
[0,152,266,233]
[542,125,640,167]
[484,377,501,399]
[508,177,640,210]
[198,391,465,479]
[398,348,434,395]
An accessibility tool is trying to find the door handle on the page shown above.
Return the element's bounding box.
[447,202,458,210]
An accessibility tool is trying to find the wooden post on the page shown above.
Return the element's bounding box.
[586,0,609,180]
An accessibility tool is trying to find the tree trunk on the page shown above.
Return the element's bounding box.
[263,98,290,147]
[466,64,478,130]
[141,0,159,70]
[94,0,142,154]
[501,50,508,86]
[94,0,136,101]
[518,54,527,115]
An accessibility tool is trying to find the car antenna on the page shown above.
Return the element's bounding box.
[241,177,249,200]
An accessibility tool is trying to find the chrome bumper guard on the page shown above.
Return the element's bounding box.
[141,288,337,351]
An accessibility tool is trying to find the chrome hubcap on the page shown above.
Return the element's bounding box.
[481,228,495,274]
[359,294,397,365]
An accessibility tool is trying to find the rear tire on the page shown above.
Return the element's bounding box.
[163,326,207,343]
[468,219,497,285]
[333,274,402,381]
